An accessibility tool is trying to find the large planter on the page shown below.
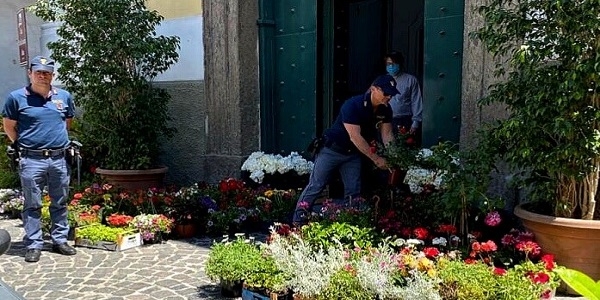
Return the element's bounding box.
[95,166,168,191]
[514,204,600,291]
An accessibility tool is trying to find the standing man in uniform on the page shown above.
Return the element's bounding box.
[292,75,398,225]
[2,56,77,262]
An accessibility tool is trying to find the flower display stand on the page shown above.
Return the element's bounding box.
[74,227,142,252]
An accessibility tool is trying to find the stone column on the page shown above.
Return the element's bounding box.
[461,0,509,149]
[203,0,260,182]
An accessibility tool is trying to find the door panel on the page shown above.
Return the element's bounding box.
[422,1,464,146]
[258,0,317,154]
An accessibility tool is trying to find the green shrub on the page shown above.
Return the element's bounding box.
[205,236,263,282]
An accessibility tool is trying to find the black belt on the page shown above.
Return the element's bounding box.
[20,148,67,158]
[324,139,356,155]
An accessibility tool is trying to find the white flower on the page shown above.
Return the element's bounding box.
[241,151,314,183]
[432,237,447,247]
[406,239,424,245]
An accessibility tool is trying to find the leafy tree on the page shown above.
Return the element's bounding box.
[31,0,180,170]
[474,0,600,219]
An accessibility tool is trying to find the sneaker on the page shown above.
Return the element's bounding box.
[24,249,41,262]
[52,243,77,255]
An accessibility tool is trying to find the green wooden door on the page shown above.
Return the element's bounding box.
[258,0,317,155]
[422,0,464,147]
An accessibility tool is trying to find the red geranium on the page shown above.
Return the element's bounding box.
[413,227,429,240]
[106,213,134,227]
[422,247,440,258]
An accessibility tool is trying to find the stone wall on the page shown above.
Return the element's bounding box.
[156,81,206,185]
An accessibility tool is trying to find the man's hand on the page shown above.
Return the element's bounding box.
[373,156,388,170]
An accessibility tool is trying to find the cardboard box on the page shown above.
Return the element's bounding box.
[74,227,142,251]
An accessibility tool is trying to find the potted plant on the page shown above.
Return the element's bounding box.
[242,254,290,300]
[129,213,174,243]
[205,236,264,298]
[31,0,180,191]
[380,130,420,186]
[474,0,600,282]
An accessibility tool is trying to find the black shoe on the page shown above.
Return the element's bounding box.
[52,243,77,255]
[24,249,41,262]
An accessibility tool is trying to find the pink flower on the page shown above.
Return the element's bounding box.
[298,201,310,209]
[484,211,502,227]
[501,234,516,246]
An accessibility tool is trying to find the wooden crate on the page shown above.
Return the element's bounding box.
[74,227,142,251]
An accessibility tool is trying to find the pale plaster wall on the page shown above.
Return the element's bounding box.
[0,1,44,100]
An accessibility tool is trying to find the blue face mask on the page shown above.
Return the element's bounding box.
[386,64,400,76]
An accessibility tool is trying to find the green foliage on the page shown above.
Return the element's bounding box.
[300,222,378,250]
[205,237,263,282]
[317,269,374,300]
[431,140,498,235]
[30,0,179,170]
[381,132,420,170]
[75,224,130,244]
[244,254,287,293]
[438,258,552,300]
[474,0,600,219]
[0,137,20,188]
[555,268,600,300]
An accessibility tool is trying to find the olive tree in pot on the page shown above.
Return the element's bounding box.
[31,0,180,190]
[475,0,600,285]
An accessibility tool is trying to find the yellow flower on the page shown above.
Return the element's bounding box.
[417,257,434,271]
[264,190,274,198]
[427,268,437,278]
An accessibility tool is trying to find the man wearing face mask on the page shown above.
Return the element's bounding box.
[292,75,398,226]
[385,51,423,143]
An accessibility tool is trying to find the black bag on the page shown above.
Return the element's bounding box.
[306,136,324,159]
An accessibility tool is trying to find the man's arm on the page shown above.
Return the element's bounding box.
[380,122,394,146]
[2,118,17,143]
[344,123,387,169]
[410,80,423,132]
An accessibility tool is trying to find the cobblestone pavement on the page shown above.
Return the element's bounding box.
[0,217,586,300]
[0,217,232,300]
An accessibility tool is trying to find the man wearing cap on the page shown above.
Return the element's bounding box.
[292,74,398,225]
[2,55,77,262]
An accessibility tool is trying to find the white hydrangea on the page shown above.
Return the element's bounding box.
[403,167,445,194]
[241,151,314,183]
[432,237,448,247]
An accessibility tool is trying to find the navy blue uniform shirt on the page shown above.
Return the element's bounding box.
[324,92,392,152]
[2,85,74,149]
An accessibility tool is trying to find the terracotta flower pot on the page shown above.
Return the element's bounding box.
[387,168,407,186]
[95,166,168,191]
[174,224,197,239]
[514,204,600,294]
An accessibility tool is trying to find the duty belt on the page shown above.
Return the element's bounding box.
[20,148,67,158]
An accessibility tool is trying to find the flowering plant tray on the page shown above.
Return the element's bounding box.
[74,225,141,252]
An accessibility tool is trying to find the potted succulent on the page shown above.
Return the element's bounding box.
[474,0,600,282]
[31,0,180,190]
